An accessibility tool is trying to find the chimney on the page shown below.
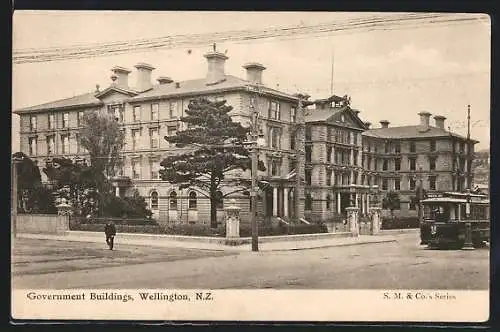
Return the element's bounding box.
[364,121,371,129]
[243,62,266,85]
[380,120,390,128]
[134,63,155,92]
[352,109,360,116]
[434,115,446,129]
[204,51,228,85]
[418,111,432,131]
[111,66,131,89]
[157,76,173,85]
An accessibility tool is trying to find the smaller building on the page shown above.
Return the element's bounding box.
[362,112,477,218]
[304,95,377,221]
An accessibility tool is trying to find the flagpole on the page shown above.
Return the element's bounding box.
[330,46,334,95]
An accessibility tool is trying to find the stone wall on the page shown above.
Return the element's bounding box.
[17,214,69,235]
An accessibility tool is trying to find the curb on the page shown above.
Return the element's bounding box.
[17,233,397,252]
[261,239,397,252]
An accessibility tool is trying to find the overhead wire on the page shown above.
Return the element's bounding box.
[13,13,488,64]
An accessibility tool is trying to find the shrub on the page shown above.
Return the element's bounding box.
[381,217,419,230]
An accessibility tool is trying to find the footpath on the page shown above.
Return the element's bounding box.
[17,229,418,252]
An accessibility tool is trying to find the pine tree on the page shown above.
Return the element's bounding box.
[160,97,264,228]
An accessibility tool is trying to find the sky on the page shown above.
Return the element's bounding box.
[12,11,491,151]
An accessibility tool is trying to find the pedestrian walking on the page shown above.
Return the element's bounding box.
[104,220,116,250]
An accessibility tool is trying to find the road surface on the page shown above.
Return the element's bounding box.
[12,233,489,289]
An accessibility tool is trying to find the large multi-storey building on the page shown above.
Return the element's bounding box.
[14,51,308,225]
[14,51,479,222]
[362,112,477,217]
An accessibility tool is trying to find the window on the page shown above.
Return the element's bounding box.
[216,191,223,209]
[383,160,388,171]
[29,137,37,156]
[305,145,312,162]
[326,194,332,210]
[305,126,312,140]
[353,150,358,166]
[132,158,140,179]
[167,125,177,137]
[75,134,81,153]
[353,133,358,145]
[150,191,159,210]
[188,191,197,209]
[326,146,332,163]
[108,105,124,123]
[382,179,388,190]
[169,101,178,118]
[289,159,297,173]
[367,156,372,170]
[269,101,280,120]
[409,197,417,210]
[169,191,178,210]
[132,106,141,122]
[409,178,416,190]
[29,116,37,131]
[270,159,280,177]
[340,114,345,122]
[77,111,84,127]
[394,158,401,171]
[305,194,312,210]
[149,159,159,179]
[429,157,436,170]
[394,142,401,154]
[384,142,390,153]
[151,103,159,121]
[305,169,312,185]
[48,113,55,130]
[394,179,401,191]
[326,169,332,186]
[290,107,296,122]
[150,128,159,149]
[132,129,140,151]
[429,176,437,190]
[409,158,416,171]
[269,127,281,149]
[410,141,416,153]
[61,134,70,154]
[290,133,296,150]
[430,140,436,152]
[62,112,69,128]
[46,135,55,155]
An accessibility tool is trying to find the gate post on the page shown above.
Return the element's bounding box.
[346,207,359,237]
[370,207,382,235]
[224,199,241,245]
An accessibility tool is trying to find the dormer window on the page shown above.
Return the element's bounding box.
[340,114,345,122]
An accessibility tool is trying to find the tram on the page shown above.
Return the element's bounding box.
[419,191,490,249]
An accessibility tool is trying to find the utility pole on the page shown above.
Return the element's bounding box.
[418,167,424,225]
[294,93,312,223]
[11,156,23,240]
[463,104,474,249]
[249,88,261,252]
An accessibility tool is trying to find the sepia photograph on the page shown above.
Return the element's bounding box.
[11,10,491,322]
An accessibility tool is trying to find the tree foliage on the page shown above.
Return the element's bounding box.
[12,152,56,214]
[78,110,125,192]
[160,97,265,228]
[100,189,152,219]
[382,191,401,219]
[43,157,99,215]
